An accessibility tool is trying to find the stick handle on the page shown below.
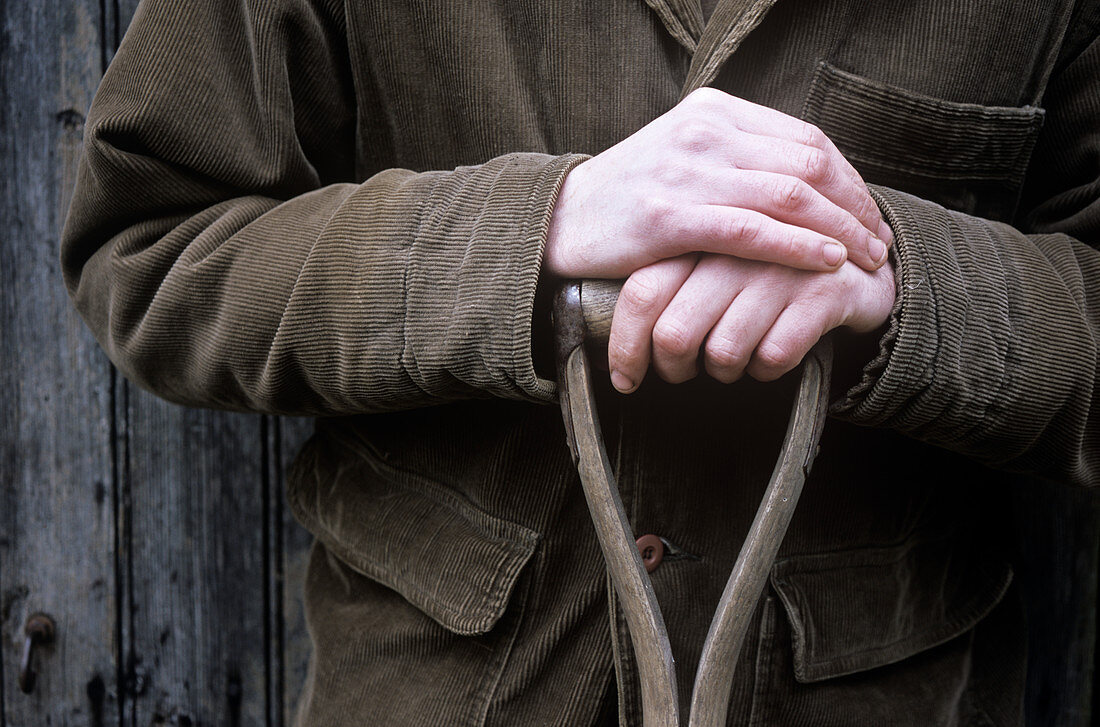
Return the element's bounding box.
[576,279,621,347]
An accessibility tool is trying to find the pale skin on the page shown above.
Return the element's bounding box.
[544,87,897,392]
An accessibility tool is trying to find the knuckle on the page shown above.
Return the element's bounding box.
[798,147,831,184]
[753,340,795,376]
[725,212,759,245]
[608,336,641,367]
[804,297,836,328]
[641,196,678,237]
[652,319,695,358]
[856,193,880,224]
[843,213,868,242]
[662,367,697,385]
[786,235,807,263]
[773,177,807,211]
[685,86,724,109]
[798,122,829,149]
[657,159,694,188]
[673,118,718,153]
[620,269,666,316]
[705,338,746,380]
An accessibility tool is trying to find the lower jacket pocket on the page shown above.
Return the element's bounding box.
[769,528,1013,684]
[287,429,541,636]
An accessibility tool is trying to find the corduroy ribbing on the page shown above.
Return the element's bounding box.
[835,185,1098,485]
[61,1,1100,725]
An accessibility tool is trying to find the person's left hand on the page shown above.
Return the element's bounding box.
[606,253,896,392]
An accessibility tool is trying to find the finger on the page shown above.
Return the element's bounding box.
[650,256,749,384]
[692,168,882,271]
[664,204,848,272]
[608,254,698,393]
[746,301,836,382]
[682,90,891,256]
[721,134,889,268]
[703,276,788,383]
[689,90,862,179]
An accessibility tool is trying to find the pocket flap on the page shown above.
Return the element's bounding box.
[770,531,1013,683]
[802,61,1045,219]
[804,61,1045,181]
[288,432,541,636]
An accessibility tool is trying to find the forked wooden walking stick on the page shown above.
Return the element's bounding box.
[553,280,832,727]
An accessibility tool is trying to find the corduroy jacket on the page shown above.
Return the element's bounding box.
[62,0,1100,725]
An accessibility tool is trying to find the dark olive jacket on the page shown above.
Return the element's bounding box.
[62,0,1100,724]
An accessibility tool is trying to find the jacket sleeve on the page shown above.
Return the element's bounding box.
[832,26,1100,488]
[61,0,583,416]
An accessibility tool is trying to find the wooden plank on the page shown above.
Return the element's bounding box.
[277,417,315,726]
[263,416,280,727]
[0,1,119,725]
[120,397,269,727]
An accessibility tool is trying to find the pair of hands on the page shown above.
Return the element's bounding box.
[544,87,896,392]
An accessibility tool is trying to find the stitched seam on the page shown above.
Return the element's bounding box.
[876,190,942,429]
[842,152,1034,182]
[325,426,540,546]
[816,61,1044,118]
[312,531,531,634]
[473,549,536,726]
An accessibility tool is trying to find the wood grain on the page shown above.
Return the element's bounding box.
[0,2,118,725]
[121,399,267,726]
[277,417,314,726]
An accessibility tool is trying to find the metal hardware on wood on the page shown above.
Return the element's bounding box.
[18,613,56,694]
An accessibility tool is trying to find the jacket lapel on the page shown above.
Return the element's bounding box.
[681,0,783,96]
[640,0,704,53]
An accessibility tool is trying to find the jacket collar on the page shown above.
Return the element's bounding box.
[641,0,704,53]
[641,0,784,96]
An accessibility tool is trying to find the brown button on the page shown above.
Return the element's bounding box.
[636,534,664,573]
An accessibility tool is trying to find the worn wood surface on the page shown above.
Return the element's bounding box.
[1,2,118,726]
[562,283,837,727]
[276,418,315,727]
[121,400,267,726]
[1,2,313,725]
[0,3,1097,727]
[557,282,680,727]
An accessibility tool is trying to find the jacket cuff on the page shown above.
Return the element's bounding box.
[830,185,1010,440]
[397,151,589,406]
[500,152,591,402]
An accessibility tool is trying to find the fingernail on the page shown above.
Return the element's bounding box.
[877,219,894,246]
[823,241,845,267]
[610,370,634,393]
[869,238,888,265]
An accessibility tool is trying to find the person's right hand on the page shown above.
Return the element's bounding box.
[543,87,893,279]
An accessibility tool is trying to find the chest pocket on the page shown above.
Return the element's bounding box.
[803,62,1045,222]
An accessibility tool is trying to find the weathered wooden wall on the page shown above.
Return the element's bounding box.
[1,2,314,725]
[1,2,1098,727]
